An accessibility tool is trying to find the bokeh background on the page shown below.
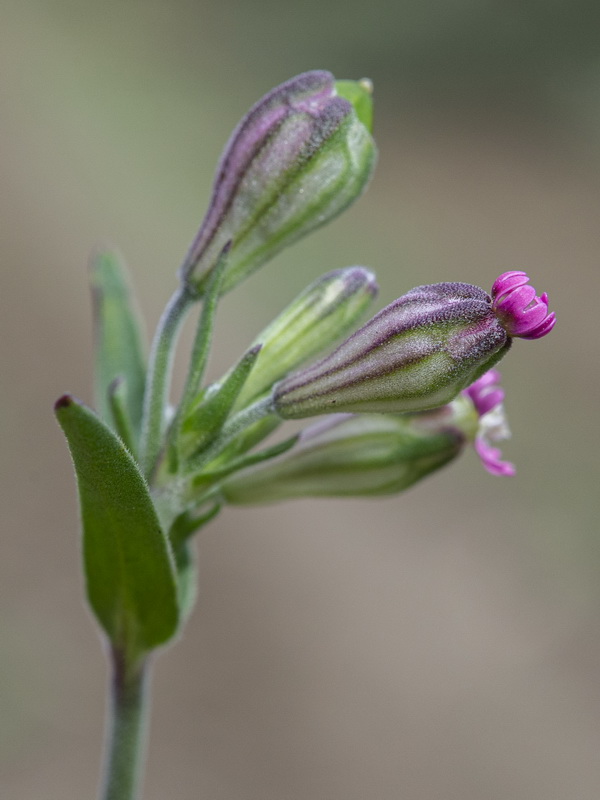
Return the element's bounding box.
[2,1,599,798]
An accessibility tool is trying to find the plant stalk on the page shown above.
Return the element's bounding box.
[100,649,151,800]
[140,285,195,478]
[185,395,275,474]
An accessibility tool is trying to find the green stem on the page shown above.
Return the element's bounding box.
[140,285,195,478]
[185,395,275,474]
[100,650,151,800]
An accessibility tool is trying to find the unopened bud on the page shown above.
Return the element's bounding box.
[220,403,472,503]
[180,71,376,295]
[273,280,511,419]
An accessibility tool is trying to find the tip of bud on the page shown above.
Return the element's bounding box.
[491,271,556,339]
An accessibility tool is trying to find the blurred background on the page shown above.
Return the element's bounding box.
[2,1,599,798]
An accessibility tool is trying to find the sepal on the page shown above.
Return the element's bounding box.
[90,248,147,441]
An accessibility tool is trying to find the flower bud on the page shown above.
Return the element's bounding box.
[272,271,555,419]
[230,266,378,410]
[180,71,376,295]
[220,409,468,503]
[272,280,512,419]
[219,369,514,504]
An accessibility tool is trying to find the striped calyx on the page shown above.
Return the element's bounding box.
[273,281,511,419]
[180,71,376,295]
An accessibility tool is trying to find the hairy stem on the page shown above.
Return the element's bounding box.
[99,650,151,800]
[186,395,276,474]
[140,285,195,477]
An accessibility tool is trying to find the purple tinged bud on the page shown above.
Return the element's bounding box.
[180,71,376,295]
[491,271,556,339]
[272,280,511,419]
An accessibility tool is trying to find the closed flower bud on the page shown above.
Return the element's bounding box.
[220,410,466,503]
[272,281,509,418]
[180,71,376,295]
[230,266,378,411]
[272,272,554,419]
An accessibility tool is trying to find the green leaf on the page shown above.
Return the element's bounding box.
[170,502,222,547]
[190,433,299,493]
[107,377,137,458]
[335,79,374,133]
[90,248,147,441]
[214,413,282,461]
[183,345,262,457]
[168,502,222,621]
[55,394,179,655]
[170,541,199,624]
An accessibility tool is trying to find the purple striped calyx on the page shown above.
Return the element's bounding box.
[180,71,376,295]
[272,280,511,419]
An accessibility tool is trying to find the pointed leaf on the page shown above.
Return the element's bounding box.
[55,394,179,654]
[183,345,262,456]
[90,248,147,439]
[190,433,299,493]
[170,502,222,548]
[107,377,137,458]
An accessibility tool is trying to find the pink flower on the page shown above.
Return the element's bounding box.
[463,370,515,476]
[491,271,556,339]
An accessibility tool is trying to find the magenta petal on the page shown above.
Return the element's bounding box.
[476,369,501,388]
[463,369,505,418]
[476,388,504,416]
[491,271,555,339]
[502,285,537,315]
[509,301,549,336]
[474,437,515,477]
[491,271,529,301]
[519,311,557,339]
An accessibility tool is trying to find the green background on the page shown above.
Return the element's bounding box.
[2,1,599,798]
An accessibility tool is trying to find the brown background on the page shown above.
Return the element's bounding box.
[2,1,599,798]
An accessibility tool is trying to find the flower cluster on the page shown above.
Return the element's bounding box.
[54,72,558,793]
[60,69,557,577]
